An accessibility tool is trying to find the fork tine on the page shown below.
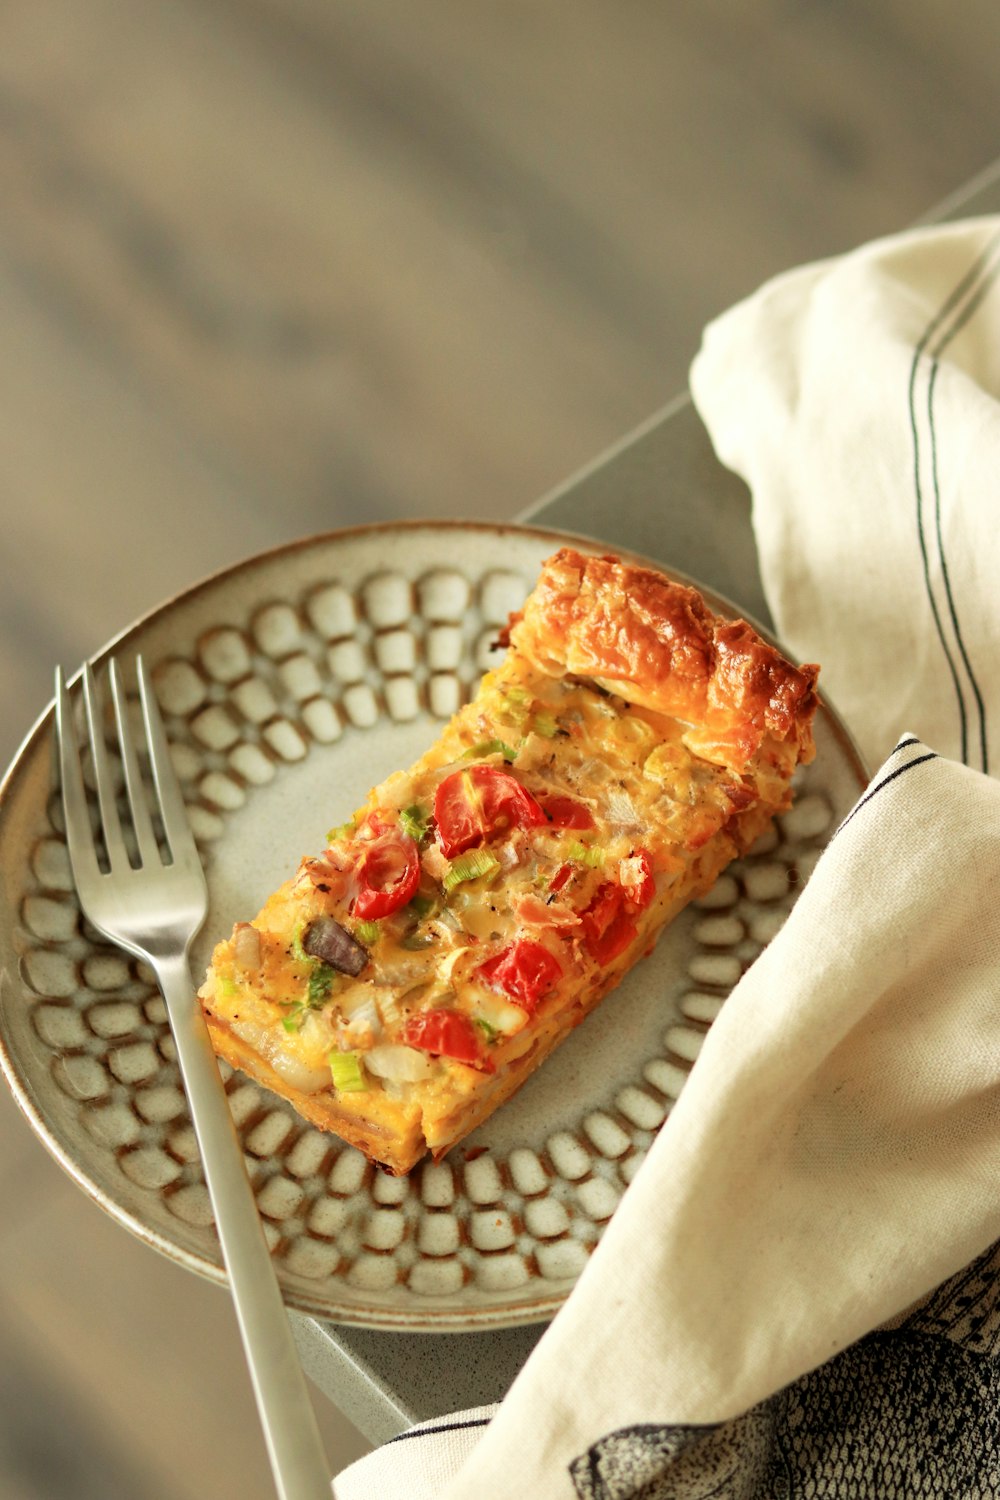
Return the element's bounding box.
[136,656,200,868]
[108,658,159,867]
[54,666,101,890]
[82,662,129,872]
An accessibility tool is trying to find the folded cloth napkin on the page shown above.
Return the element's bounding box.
[691,215,1000,778]
[334,218,1000,1499]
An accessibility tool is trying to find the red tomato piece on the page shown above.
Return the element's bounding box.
[478,939,563,1014]
[537,794,595,831]
[434,766,547,858]
[401,1009,493,1071]
[581,882,638,966]
[352,831,420,918]
[548,863,572,894]
[620,849,656,910]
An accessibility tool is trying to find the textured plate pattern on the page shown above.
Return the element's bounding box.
[0,524,866,1329]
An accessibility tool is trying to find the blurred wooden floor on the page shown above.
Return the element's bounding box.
[1,1,999,1494]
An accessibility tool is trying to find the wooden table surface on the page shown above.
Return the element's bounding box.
[1,3,999,1495]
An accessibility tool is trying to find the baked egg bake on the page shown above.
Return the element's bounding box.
[199,548,819,1173]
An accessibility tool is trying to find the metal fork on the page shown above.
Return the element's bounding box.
[56,657,331,1500]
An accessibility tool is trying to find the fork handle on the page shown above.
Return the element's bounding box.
[156,953,332,1500]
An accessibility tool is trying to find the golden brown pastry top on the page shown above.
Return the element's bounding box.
[505,549,819,770]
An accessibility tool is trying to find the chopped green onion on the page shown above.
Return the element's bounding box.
[326,817,356,844]
[567,841,604,868]
[352,919,382,946]
[398,803,430,842]
[290,924,309,965]
[280,996,308,1032]
[282,959,338,1030]
[307,962,335,1006]
[408,893,437,919]
[463,738,518,762]
[532,712,559,738]
[474,1016,499,1042]
[217,974,239,998]
[443,848,501,894]
[329,1050,368,1093]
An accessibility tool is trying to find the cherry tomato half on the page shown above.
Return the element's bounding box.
[352,831,420,919]
[581,849,656,965]
[401,1009,493,1071]
[537,794,595,831]
[478,938,563,1014]
[434,766,547,858]
[580,883,637,966]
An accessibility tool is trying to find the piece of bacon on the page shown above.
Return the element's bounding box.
[302,856,351,901]
[511,891,582,929]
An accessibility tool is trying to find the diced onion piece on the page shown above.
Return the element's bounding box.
[299,1011,334,1053]
[364,1044,436,1083]
[435,946,474,986]
[377,952,435,987]
[496,838,522,870]
[272,1053,334,1093]
[229,1018,269,1054]
[232,922,262,971]
[376,990,404,1027]
[472,990,529,1037]
[340,995,382,1038]
[389,982,432,1019]
[604,789,643,829]
[574,756,614,785]
[229,1018,331,1094]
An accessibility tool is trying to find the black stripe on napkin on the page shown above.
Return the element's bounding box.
[386,1415,494,1446]
[834,748,937,840]
[908,231,1000,772]
[926,341,992,777]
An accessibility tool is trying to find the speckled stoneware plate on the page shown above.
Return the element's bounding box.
[0,522,867,1331]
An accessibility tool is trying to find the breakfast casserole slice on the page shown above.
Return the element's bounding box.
[199,549,819,1174]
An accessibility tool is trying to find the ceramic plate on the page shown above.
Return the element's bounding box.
[0,522,866,1330]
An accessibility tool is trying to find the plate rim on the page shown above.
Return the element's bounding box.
[0,519,869,1331]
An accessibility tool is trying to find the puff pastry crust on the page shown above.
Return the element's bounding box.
[199,549,819,1174]
[505,549,819,770]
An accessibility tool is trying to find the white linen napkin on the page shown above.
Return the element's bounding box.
[691,215,1000,778]
[333,217,1000,1499]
